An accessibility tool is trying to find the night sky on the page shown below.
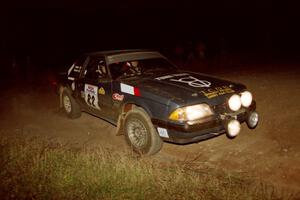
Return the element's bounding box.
[0,1,299,71]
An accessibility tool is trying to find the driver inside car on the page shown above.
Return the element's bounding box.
[123,60,141,76]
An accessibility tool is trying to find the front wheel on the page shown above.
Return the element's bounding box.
[124,107,163,155]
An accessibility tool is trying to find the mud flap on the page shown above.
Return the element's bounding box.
[116,113,125,136]
[59,86,64,108]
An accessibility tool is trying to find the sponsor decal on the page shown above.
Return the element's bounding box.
[157,127,169,138]
[84,84,100,110]
[156,73,211,88]
[120,83,141,96]
[155,73,189,80]
[112,93,124,101]
[201,86,235,99]
[98,87,105,95]
[170,76,211,88]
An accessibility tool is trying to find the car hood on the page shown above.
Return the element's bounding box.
[122,71,246,106]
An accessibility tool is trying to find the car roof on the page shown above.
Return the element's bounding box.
[84,49,153,56]
[84,49,165,64]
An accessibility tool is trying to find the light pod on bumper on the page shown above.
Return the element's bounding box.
[240,91,252,107]
[247,111,259,128]
[228,94,241,111]
[226,119,241,137]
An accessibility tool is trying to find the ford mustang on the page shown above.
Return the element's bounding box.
[57,49,259,155]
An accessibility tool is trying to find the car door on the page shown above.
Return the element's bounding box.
[77,55,115,121]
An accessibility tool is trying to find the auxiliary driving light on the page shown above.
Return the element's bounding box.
[241,91,253,107]
[226,119,241,138]
[247,111,259,129]
[228,94,241,111]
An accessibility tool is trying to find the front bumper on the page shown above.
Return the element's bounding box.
[152,102,258,144]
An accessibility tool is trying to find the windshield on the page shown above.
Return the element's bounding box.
[109,58,177,80]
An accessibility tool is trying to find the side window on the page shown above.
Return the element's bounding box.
[68,56,86,79]
[85,56,107,80]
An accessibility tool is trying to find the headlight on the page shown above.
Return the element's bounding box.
[228,94,241,111]
[240,91,252,107]
[169,104,213,122]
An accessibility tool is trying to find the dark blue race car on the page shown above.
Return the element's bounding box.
[58,50,259,155]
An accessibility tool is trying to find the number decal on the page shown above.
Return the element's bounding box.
[84,84,100,110]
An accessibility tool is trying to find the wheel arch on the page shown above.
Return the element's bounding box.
[121,100,153,117]
[59,84,73,108]
[115,100,153,136]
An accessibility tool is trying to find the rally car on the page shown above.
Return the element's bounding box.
[58,49,259,155]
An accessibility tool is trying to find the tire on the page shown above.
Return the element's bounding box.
[62,89,81,119]
[124,107,163,155]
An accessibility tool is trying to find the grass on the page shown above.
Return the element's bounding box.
[0,134,298,200]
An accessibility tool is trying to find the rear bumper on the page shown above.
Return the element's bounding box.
[152,102,257,144]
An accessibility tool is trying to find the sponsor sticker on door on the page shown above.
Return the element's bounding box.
[112,93,124,101]
[84,84,100,110]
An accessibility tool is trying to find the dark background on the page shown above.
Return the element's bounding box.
[0,0,299,81]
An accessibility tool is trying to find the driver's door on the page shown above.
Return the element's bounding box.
[77,55,114,121]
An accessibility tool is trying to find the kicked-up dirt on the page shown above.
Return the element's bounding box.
[0,63,299,193]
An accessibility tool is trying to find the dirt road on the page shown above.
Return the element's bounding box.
[1,65,299,192]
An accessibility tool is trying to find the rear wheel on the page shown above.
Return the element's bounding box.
[62,89,81,119]
[124,107,163,155]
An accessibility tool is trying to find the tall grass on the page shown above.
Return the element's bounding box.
[0,134,297,200]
